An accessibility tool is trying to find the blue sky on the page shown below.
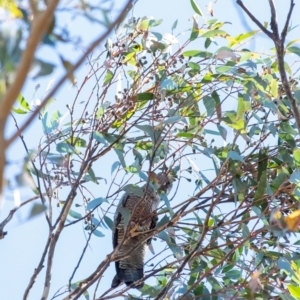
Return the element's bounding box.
[1,0,300,299]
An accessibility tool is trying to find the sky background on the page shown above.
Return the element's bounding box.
[1,0,300,299]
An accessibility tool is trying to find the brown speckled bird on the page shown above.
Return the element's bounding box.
[111,172,173,289]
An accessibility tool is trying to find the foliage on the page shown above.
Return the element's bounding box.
[2,0,300,299]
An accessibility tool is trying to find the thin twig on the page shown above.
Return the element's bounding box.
[268,0,279,38]
[281,0,295,43]
[236,0,300,134]
[6,0,134,149]
[0,0,59,196]
[0,194,41,238]
[28,0,38,16]
[236,0,274,40]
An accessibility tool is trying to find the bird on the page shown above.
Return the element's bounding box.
[111,172,173,289]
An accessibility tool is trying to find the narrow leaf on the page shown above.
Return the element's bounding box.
[28,203,46,219]
[123,184,144,197]
[190,0,203,16]
[87,197,108,210]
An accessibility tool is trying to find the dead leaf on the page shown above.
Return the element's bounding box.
[285,210,300,231]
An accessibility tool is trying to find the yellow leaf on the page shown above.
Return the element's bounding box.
[285,210,300,231]
[0,0,23,18]
[271,209,282,220]
[60,56,77,85]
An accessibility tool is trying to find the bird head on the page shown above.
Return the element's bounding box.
[149,172,173,195]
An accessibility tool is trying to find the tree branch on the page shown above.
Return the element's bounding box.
[268,0,279,38]
[5,0,134,149]
[0,0,59,197]
[236,0,274,40]
[281,0,295,43]
[237,0,300,136]
[0,194,41,239]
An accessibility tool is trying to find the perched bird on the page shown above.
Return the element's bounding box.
[111,172,173,289]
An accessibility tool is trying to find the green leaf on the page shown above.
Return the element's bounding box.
[286,39,300,48]
[252,206,268,225]
[28,203,46,219]
[135,141,153,150]
[93,132,108,145]
[190,0,203,16]
[160,193,174,216]
[60,56,76,84]
[111,161,120,174]
[136,124,162,143]
[182,50,212,58]
[87,197,108,210]
[169,243,183,259]
[49,110,61,132]
[287,46,300,57]
[164,115,181,124]
[223,111,245,133]
[12,107,28,114]
[133,148,143,165]
[137,92,154,101]
[157,230,171,243]
[204,129,220,136]
[190,27,199,41]
[225,269,241,280]
[176,132,194,139]
[203,95,215,116]
[161,78,177,90]
[202,30,227,38]
[288,285,300,298]
[215,65,232,74]
[66,137,87,147]
[293,148,300,167]
[122,51,136,65]
[188,62,200,71]
[56,142,77,154]
[278,258,293,273]
[119,207,131,228]
[290,170,300,183]
[33,59,55,78]
[254,149,268,203]
[171,19,178,31]
[217,125,227,141]
[280,121,298,136]
[284,61,292,76]
[68,209,82,219]
[87,168,98,184]
[104,216,114,230]
[17,94,30,111]
[204,38,211,49]
[123,184,144,197]
[103,69,113,86]
[228,30,259,47]
[125,165,139,173]
[242,224,250,238]
[103,133,123,144]
[114,148,126,168]
[228,151,244,162]
[270,172,288,193]
[156,215,170,228]
[93,229,105,237]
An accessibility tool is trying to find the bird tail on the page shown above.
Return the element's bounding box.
[111,274,121,288]
[111,268,144,289]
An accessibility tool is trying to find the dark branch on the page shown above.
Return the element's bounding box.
[237,0,300,135]
[268,0,279,38]
[281,0,295,43]
[236,0,274,40]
